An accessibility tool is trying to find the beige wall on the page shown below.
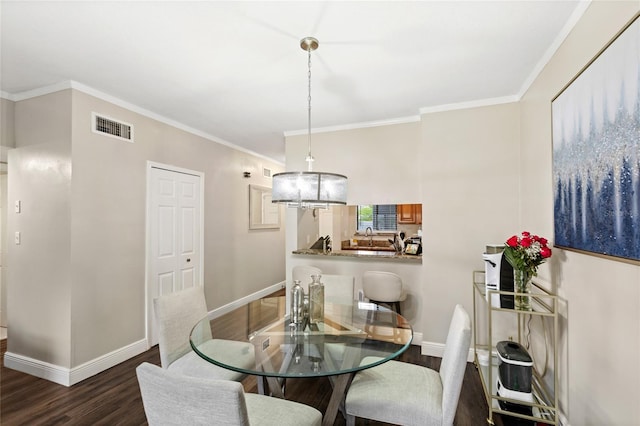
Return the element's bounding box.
[1,97,15,147]
[421,102,521,343]
[0,97,15,327]
[7,89,285,371]
[0,174,7,327]
[520,3,640,424]
[8,91,73,366]
[286,121,423,205]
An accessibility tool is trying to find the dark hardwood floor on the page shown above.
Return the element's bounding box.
[1,294,498,425]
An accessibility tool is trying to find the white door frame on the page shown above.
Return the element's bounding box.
[145,161,205,347]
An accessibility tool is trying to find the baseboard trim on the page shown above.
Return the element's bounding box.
[208,281,284,319]
[421,340,444,358]
[4,284,285,386]
[69,339,149,386]
[421,340,474,362]
[4,339,149,387]
[4,351,71,386]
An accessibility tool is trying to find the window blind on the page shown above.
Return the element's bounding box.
[373,204,397,231]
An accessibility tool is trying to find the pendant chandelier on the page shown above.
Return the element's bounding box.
[271,37,348,209]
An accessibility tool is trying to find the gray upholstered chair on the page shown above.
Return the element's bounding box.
[153,286,254,381]
[362,270,407,314]
[345,304,471,426]
[136,362,322,426]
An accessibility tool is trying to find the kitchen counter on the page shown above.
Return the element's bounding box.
[292,248,422,263]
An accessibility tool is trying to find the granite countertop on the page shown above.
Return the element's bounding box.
[292,248,422,262]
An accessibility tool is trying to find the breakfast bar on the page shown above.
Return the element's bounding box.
[292,248,422,263]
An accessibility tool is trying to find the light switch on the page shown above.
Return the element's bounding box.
[15,200,21,213]
[15,231,21,245]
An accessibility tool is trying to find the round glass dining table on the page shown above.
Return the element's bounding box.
[189,295,413,426]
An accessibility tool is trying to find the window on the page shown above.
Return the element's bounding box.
[357,204,397,232]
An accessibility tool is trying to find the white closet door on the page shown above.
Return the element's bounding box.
[148,166,202,345]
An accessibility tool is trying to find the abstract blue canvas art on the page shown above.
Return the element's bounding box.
[552,15,640,262]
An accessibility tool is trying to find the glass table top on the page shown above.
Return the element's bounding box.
[189,296,413,378]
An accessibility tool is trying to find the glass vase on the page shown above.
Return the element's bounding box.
[513,269,532,311]
[309,274,325,324]
[291,280,305,324]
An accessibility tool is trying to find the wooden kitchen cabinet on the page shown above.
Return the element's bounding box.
[397,204,421,224]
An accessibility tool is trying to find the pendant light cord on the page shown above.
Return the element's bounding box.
[306,43,314,172]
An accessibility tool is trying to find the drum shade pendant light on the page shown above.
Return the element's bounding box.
[272,37,348,209]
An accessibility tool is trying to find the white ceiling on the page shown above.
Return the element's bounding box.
[0,1,586,163]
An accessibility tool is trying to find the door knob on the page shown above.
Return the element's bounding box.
[186,258,191,262]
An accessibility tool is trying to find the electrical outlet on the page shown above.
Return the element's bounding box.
[14,231,21,245]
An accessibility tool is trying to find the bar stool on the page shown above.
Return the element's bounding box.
[362,271,407,315]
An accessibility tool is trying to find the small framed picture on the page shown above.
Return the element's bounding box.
[405,243,419,255]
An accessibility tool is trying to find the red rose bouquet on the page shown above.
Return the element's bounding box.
[503,231,552,277]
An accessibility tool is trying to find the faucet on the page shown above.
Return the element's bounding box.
[365,227,373,246]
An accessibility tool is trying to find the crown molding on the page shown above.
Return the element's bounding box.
[284,115,421,137]
[1,91,16,101]
[3,81,73,102]
[419,95,519,115]
[2,80,284,166]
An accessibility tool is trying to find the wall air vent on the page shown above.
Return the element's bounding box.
[92,112,133,142]
[263,167,272,178]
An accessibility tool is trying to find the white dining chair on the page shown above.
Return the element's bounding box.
[153,286,254,381]
[136,362,322,426]
[320,274,355,305]
[362,270,407,314]
[345,304,471,426]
